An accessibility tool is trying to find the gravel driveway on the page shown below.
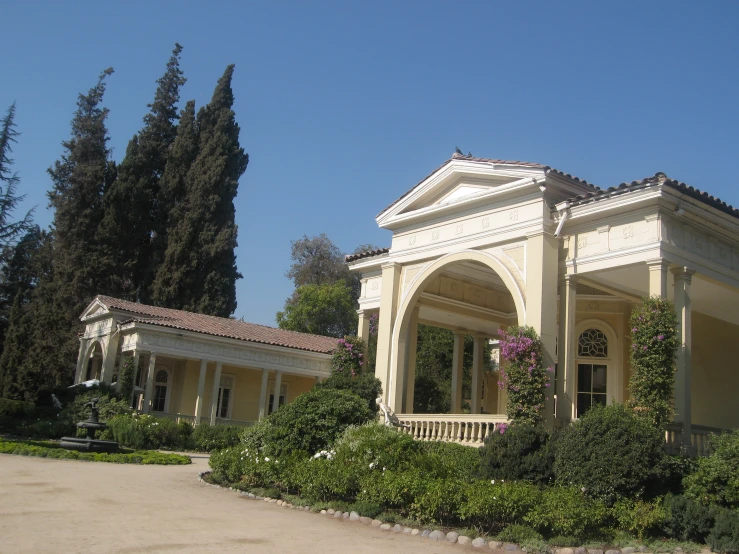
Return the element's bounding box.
[0,453,460,553]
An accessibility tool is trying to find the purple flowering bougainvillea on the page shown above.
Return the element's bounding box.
[498,325,551,425]
[628,296,679,428]
[331,336,365,376]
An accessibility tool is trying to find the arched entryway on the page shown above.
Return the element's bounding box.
[385,250,526,415]
[84,341,104,381]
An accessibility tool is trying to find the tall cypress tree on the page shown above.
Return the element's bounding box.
[153,65,247,317]
[2,68,117,399]
[0,103,34,250]
[97,45,186,302]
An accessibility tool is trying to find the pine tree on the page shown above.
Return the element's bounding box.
[0,103,34,249]
[97,45,186,301]
[153,65,247,316]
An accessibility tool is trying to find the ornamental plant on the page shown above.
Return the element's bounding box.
[498,326,551,425]
[628,296,680,428]
[331,336,365,375]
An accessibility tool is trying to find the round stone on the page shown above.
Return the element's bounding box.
[472,537,487,548]
[505,543,520,551]
[429,530,445,541]
[458,536,472,546]
[320,510,327,514]
[359,516,373,525]
[421,530,431,538]
[411,529,420,536]
[380,523,392,531]
[333,511,342,519]
[392,524,402,533]
[446,531,460,543]
[575,548,588,554]
[327,509,335,515]
[606,550,621,554]
[342,512,350,519]
[588,550,603,554]
[489,541,504,550]
[403,527,413,535]
[349,511,360,521]
[371,519,383,527]
[558,548,575,554]
[622,548,636,554]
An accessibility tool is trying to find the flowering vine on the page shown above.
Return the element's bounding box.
[331,336,365,376]
[498,325,551,425]
[628,296,679,428]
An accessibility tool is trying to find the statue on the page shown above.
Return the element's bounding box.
[51,394,63,410]
[83,397,100,423]
[376,397,410,429]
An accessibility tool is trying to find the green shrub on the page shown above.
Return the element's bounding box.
[461,480,542,534]
[0,437,190,464]
[662,494,717,543]
[478,423,553,485]
[256,388,374,459]
[684,430,739,509]
[0,397,35,418]
[421,441,481,481]
[358,468,428,514]
[497,524,544,544]
[547,536,581,547]
[118,355,136,405]
[412,478,465,526]
[524,486,608,540]
[553,403,665,505]
[61,391,132,436]
[707,509,739,554]
[628,297,680,428]
[191,423,242,452]
[314,369,382,414]
[348,500,383,518]
[107,414,192,450]
[612,498,666,540]
[332,423,422,471]
[290,457,361,503]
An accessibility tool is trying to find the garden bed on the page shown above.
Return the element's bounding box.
[0,436,191,465]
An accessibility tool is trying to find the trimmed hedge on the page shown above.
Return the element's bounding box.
[684,430,739,510]
[0,437,191,464]
[478,423,553,485]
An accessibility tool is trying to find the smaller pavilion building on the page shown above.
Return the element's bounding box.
[75,296,338,425]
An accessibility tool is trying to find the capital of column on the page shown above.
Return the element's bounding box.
[646,258,671,271]
[381,261,400,271]
[671,266,696,282]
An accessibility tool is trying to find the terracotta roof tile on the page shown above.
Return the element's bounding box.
[345,247,390,263]
[564,172,739,220]
[94,296,339,354]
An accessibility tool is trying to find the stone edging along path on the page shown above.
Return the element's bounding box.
[197,471,710,554]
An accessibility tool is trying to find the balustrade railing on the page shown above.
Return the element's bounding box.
[395,413,509,446]
[665,423,724,457]
[144,412,253,428]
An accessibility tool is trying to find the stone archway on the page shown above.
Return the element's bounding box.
[386,249,527,410]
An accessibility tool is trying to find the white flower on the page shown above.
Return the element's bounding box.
[264,457,270,462]
[491,480,495,484]
[369,462,376,469]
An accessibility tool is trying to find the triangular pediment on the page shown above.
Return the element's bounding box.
[376,156,546,230]
[80,298,111,321]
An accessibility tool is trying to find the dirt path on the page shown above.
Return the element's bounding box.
[0,453,461,554]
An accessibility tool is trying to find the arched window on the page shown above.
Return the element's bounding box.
[576,328,609,417]
[152,369,169,412]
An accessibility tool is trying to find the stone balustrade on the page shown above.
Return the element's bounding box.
[394,413,509,445]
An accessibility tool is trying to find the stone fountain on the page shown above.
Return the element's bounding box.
[60,398,119,453]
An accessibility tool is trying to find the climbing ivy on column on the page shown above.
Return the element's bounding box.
[498,325,552,425]
[628,296,680,428]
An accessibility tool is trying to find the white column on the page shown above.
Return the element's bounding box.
[672,267,695,453]
[557,275,577,421]
[129,350,141,407]
[258,369,270,419]
[102,333,120,386]
[194,360,208,424]
[270,371,283,415]
[471,336,485,414]
[450,332,464,413]
[142,352,157,414]
[357,309,370,346]
[209,361,223,424]
[403,307,419,413]
[74,338,90,384]
[375,263,402,404]
[647,259,670,298]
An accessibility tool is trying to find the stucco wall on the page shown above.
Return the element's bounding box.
[691,311,739,429]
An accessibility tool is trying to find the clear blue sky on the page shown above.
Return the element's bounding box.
[3,1,738,326]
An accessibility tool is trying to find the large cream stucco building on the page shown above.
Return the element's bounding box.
[348,153,739,452]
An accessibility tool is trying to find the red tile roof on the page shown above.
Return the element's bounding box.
[93,295,339,354]
[565,173,739,220]
[345,247,390,263]
[377,153,598,217]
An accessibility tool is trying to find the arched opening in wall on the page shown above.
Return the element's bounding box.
[85,342,103,381]
[389,250,525,416]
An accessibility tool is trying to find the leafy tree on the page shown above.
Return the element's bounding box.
[152,65,247,317]
[0,103,34,250]
[276,281,357,338]
[286,234,351,288]
[628,296,680,428]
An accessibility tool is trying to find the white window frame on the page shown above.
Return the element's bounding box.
[152,367,171,413]
[573,319,622,418]
[216,374,234,420]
